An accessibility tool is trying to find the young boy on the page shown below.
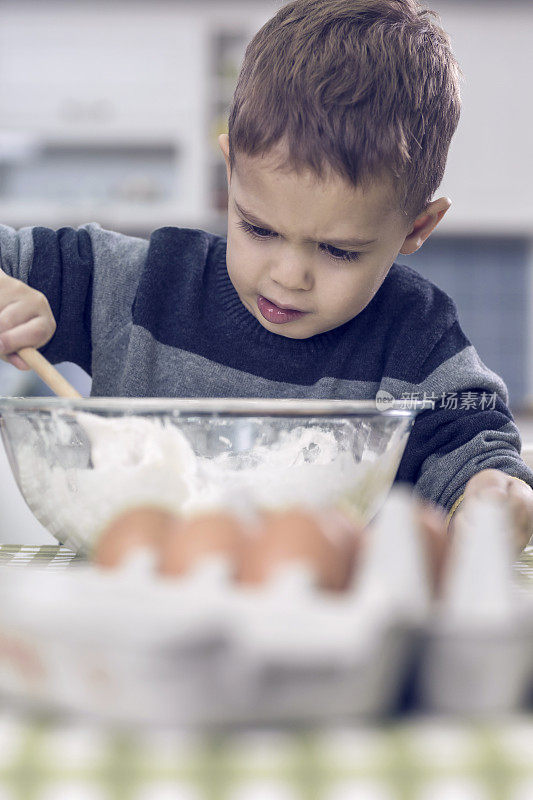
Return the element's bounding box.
[0,0,532,545]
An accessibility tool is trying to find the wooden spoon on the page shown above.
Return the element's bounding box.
[17,347,82,399]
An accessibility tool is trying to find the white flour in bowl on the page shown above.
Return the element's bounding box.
[13,413,404,553]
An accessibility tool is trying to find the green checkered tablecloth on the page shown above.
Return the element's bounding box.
[514,545,533,585]
[0,712,532,800]
[0,544,532,800]
[0,545,82,570]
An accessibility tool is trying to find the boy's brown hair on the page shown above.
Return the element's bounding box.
[227,0,461,221]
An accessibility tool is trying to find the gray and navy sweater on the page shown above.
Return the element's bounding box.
[1,221,532,513]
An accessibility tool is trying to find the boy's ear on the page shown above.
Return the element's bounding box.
[399,197,451,255]
[218,134,232,185]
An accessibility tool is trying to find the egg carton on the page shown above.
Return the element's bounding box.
[416,497,533,716]
[0,564,231,727]
[0,491,433,728]
[1,489,530,727]
[0,565,420,727]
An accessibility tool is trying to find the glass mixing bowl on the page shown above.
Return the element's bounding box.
[0,397,420,554]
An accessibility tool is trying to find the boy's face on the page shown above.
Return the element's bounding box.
[219,135,448,339]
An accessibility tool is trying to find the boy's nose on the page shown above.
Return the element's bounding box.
[269,257,313,292]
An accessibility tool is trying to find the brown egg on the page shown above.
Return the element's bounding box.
[93,505,180,569]
[159,510,246,577]
[237,507,359,591]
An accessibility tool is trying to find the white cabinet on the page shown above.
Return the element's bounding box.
[0,1,275,232]
[0,0,217,229]
[0,0,277,233]
[0,3,205,130]
[427,2,533,235]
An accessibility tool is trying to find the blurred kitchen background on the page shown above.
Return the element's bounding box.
[1,0,532,541]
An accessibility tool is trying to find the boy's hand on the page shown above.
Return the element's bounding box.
[450,469,533,550]
[0,270,56,370]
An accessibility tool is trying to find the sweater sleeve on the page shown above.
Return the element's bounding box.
[0,223,148,375]
[392,325,533,513]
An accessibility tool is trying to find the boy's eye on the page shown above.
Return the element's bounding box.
[321,244,361,263]
[237,219,361,263]
[237,220,276,239]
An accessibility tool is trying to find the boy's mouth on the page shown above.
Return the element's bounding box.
[257,295,307,324]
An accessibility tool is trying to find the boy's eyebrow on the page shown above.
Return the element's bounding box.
[234,201,377,248]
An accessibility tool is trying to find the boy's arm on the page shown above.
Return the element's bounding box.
[393,326,533,530]
[0,223,148,375]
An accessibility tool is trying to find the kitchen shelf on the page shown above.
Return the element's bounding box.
[0,127,184,148]
[0,201,227,235]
